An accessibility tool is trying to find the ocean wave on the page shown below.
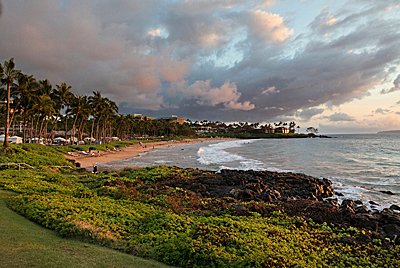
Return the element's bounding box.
[197,140,253,165]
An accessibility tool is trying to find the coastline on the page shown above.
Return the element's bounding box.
[64,138,233,169]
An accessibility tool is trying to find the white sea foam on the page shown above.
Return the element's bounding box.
[197,140,253,165]
[238,159,267,171]
[328,177,399,210]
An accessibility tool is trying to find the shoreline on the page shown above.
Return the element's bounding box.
[64,138,233,169]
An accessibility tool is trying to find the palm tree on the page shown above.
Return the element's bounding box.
[51,82,73,141]
[30,94,55,143]
[289,121,296,133]
[1,58,21,148]
[10,74,39,134]
[100,98,118,142]
[38,79,52,96]
[76,97,91,143]
[66,95,87,145]
[88,91,103,143]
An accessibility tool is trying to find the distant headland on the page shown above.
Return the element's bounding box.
[377,130,400,134]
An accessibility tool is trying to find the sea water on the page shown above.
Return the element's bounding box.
[99,134,400,210]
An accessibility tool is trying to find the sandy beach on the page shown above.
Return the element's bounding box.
[65,138,230,169]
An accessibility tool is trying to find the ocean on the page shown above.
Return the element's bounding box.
[99,134,400,210]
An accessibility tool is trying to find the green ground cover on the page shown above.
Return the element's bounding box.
[1,162,399,267]
[0,141,154,169]
[0,189,173,268]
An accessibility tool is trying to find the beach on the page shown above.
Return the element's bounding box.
[64,138,231,169]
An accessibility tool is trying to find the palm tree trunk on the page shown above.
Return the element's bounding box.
[11,115,16,136]
[38,118,45,144]
[23,115,26,143]
[50,108,62,143]
[71,113,79,145]
[34,116,40,143]
[30,117,34,143]
[3,82,11,148]
[78,118,85,143]
[65,115,68,140]
[90,117,96,144]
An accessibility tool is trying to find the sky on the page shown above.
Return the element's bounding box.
[1,0,400,134]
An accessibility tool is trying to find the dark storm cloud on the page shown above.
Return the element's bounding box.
[1,0,400,123]
[295,108,325,122]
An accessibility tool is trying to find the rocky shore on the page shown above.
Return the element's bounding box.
[135,168,400,245]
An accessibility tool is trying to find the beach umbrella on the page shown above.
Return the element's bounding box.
[74,147,85,151]
[89,147,97,151]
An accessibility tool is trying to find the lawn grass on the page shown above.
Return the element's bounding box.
[0,189,173,268]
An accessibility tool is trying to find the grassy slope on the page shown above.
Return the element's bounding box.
[0,190,173,268]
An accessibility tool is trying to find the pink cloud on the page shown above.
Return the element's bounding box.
[247,10,293,43]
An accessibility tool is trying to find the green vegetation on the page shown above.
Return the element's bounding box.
[0,142,143,169]
[1,149,399,268]
[0,189,173,268]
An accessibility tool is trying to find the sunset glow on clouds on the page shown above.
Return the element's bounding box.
[1,0,400,133]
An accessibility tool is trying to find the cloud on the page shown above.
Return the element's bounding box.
[374,108,391,114]
[225,100,255,110]
[177,80,255,110]
[295,108,325,122]
[250,0,278,9]
[148,29,164,37]
[246,10,294,43]
[380,74,400,94]
[175,0,247,16]
[320,114,400,134]
[321,112,356,122]
[0,0,400,126]
[261,86,279,95]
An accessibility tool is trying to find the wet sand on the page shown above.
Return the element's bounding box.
[64,138,231,169]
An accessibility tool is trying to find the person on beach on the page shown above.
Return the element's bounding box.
[92,162,97,174]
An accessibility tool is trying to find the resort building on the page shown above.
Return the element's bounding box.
[157,115,186,124]
[190,125,213,134]
[274,127,290,134]
[134,114,154,121]
[261,126,275,133]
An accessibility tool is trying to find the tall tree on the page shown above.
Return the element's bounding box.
[66,95,86,145]
[54,83,73,139]
[0,58,21,148]
[10,74,39,128]
[38,79,52,96]
[52,82,73,141]
[88,91,103,143]
[31,95,56,142]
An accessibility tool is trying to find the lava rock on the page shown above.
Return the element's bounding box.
[390,204,400,211]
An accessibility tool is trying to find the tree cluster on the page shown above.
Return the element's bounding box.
[0,58,195,148]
